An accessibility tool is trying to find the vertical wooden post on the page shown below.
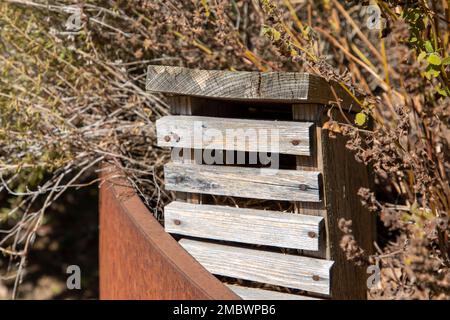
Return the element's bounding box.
[293,104,376,300]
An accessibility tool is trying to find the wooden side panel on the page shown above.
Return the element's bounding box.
[147,65,359,110]
[179,239,334,295]
[165,201,323,250]
[164,162,321,202]
[166,95,202,204]
[226,285,321,300]
[156,115,312,156]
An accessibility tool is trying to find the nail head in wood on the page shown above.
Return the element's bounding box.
[164,135,171,142]
[312,275,320,281]
[291,139,301,146]
[299,184,309,191]
[173,219,181,226]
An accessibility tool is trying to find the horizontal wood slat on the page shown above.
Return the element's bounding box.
[165,202,323,250]
[164,163,321,202]
[179,239,334,295]
[156,115,312,156]
[226,285,321,300]
[147,65,360,111]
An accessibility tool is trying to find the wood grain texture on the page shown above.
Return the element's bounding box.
[156,115,313,156]
[179,239,334,295]
[164,201,323,250]
[226,285,321,300]
[164,162,321,202]
[290,105,376,299]
[147,65,360,111]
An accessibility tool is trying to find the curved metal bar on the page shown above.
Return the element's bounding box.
[99,166,239,300]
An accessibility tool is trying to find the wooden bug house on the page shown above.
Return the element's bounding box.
[147,65,376,300]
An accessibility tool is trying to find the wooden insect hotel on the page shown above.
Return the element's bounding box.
[99,65,376,300]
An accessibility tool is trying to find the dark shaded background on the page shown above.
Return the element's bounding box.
[0,186,99,299]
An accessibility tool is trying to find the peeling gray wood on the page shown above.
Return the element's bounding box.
[180,239,334,295]
[165,201,323,250]
[156,115,312,156]
[147,65,360,111]
[164,162,321,202]
[226,285,321,300]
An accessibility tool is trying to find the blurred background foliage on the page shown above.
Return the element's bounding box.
[0,0,449,299]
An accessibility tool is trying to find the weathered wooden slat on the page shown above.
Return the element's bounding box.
[321,108,376,299]
[147,65,360,111]
[165,201,323,250]
[156,115,312,156]
[179,239,334,295]
[164,163,321,202]
[226,285,321,300]
[167,96,202,204]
